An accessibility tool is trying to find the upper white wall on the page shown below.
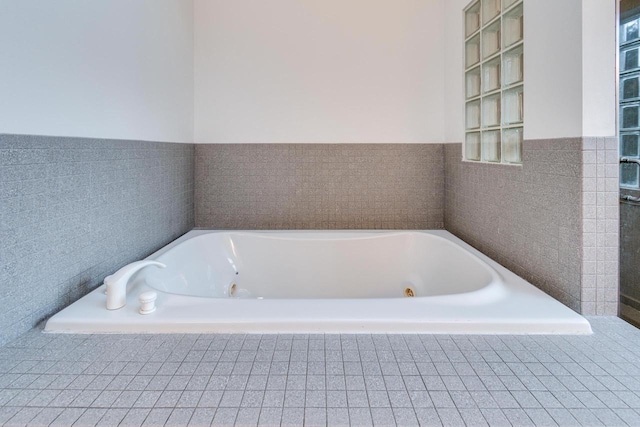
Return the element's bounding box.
[524,0,583,140]
[445,0,615,142]
[194,0,444,144]
[0,0,616,144]
[0,0,194,143]
[582,0,617,137]
[444,0,469,143]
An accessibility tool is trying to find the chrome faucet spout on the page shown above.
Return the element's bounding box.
[104,261,165,310]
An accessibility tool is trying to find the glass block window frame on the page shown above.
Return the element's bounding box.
[620,13,640,188]
[464,0,524,164]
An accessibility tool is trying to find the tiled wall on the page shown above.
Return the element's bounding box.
[0,134,620,342]
[444,138,619,315]
[445,139,584,312]
[581,137,619,315]
[195,144,444,230]
[0,134,194,345]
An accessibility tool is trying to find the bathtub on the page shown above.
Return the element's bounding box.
[45,230,592,334]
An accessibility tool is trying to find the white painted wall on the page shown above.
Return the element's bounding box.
[0,0,194,143]
[0,0,616,144]
[194,0,445,144]
[445,0,616,142]
[524,0,584,140]
[444,0,469,143]
[582,0,617,137]
[445,0,586,142]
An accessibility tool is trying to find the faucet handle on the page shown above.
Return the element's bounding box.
[139,291,158,315]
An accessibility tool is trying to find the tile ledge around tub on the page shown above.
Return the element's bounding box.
[460,159,524,167]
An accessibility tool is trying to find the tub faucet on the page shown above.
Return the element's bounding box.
[104,261,166,310]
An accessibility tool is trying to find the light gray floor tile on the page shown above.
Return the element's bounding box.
[547,408,582,426]
[327,407,350,426]
[26,407,65,427]
[346,390,368,408]
[364,376,385,391]
[458,407,488,427]
[345,376,366,391]
[435,408,465,427]
[304,407,326,427]
[280,407,304,427]
[614,408,640,426]
[72,407,107,426]
[569,408,604,427]
[422,375,446,391]
[592,408,631,426]
[5,407,42,427]
[266,375,286,390]
[186,408,216,427]
[371,408,396,426]
[407,391,431,409]
[241,390,265,408]
[392,407,419,426]
[531,391,564,409]
[503,408,535,426]
[388,390,412,408]
[219,390,243,407]
[480,408,511,427]
[4,319,640,426]
[235,407,260,426]
[176,390,203,408]
[524,408,558,427]
[283,390,305,407]
[211,407,238,427]
[414,407,442,426]
[197,390,222,408]
[327,390,348,408]
[141,407,172,426]
[262,390,285,407]
[429,391,455,408]
[348,407,373,427]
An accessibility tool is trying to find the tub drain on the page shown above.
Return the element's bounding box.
[404,287,415,297]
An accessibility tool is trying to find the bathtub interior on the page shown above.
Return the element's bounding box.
[142,232,498,299]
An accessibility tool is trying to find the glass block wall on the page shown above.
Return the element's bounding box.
[464,0,524,164]
[620,15,640,188]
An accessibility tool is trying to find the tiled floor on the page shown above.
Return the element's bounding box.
[0,318,639,426]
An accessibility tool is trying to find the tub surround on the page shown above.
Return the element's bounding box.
[0,134,195,346]
[45,230,591,335]
[444,137,619,316]
[195,144,444,230]
[0,134,620,339]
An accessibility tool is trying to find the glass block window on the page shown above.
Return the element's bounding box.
[620,13,640,188]
[464,0,523,164]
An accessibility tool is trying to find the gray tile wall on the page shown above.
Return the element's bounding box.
[444,140,584,312]
[0,134,195,345]
[0,134,619,342]
[444,138,620,315]
[195,144,444,230]
[581,137,619,315]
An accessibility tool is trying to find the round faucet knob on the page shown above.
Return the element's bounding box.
[138,291,157,315]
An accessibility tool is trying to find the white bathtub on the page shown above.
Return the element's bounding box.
[45,230,592,334]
